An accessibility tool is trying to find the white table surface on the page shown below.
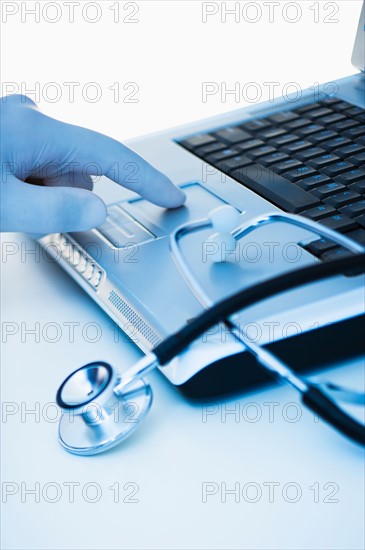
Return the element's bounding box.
[1,3,365,547]
[1,232,364,550]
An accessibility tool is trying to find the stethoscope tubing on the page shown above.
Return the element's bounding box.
[166,211,364,394]
[154,254,365,366]
[153,253,365,446]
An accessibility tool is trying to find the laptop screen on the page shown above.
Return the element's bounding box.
[352,1,365,71]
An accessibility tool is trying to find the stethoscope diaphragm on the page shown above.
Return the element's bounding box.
[57,361,153,455]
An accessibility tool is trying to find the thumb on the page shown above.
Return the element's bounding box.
[1,175,107,233]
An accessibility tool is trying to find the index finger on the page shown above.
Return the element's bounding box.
[38,114,186,208]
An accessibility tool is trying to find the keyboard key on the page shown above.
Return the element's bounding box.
[281,140,312,153]
[332,143,365,159]
[215,127,252,144]
[347,152,365,166]
[236,139,264,152]
[284,166,316,182]
[259,152,290,166]
[284,118,311,130]
[295,147,326,161]
[296,174,331,190]
[308,154,340,169]
[320,214,357,233]
[344,127,365,139]
[297,102,322,113]
[304,238,337,256]
[317,113,346,125]
[309,130,338,144]
[230,164,319,213]
[206,148,240,163]
[268,111,299,124]
[240,119,271,132]
[355,114,365,124]
[181,134,216,149]
[271,159,303,174]
[322,161,356,177]
[247,145,276,159]
[340,200,365,218]
[336,168,365,184]
[269,133,298,147]
[320,136,352,150]
[329,119,360,132]
[356,136,365,146]
[320,98,340,106]
[343,228,365,247]
[325,191,361,208]
[331,101,353,112]
[257,128,287,140]
[346,107,364,117]
[195,142,227,157]
[311,182,346,199]
[305,107,333,119]
[301,204,336,220]
[216,155,253,172]
[297,124,325,137]
[354,215,365,228]
[349,180,365,194]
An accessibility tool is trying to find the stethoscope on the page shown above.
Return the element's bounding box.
[56,207,365,455]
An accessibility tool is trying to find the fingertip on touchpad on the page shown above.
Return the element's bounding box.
[127,183,231,233]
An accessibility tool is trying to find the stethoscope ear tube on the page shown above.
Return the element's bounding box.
[154,254,365,366]
[303,384,365,446]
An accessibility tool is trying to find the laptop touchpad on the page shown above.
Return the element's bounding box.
[124,183,236,234]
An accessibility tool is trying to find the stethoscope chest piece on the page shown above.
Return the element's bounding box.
[56,362,153,456]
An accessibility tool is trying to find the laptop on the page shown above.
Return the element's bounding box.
[39,3,365,399]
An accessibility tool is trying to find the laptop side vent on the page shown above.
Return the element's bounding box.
[108,290,162,349]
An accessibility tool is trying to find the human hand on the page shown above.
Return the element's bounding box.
[0,95,186,234]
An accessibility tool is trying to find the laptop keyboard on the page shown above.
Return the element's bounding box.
[178,98,365,260]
